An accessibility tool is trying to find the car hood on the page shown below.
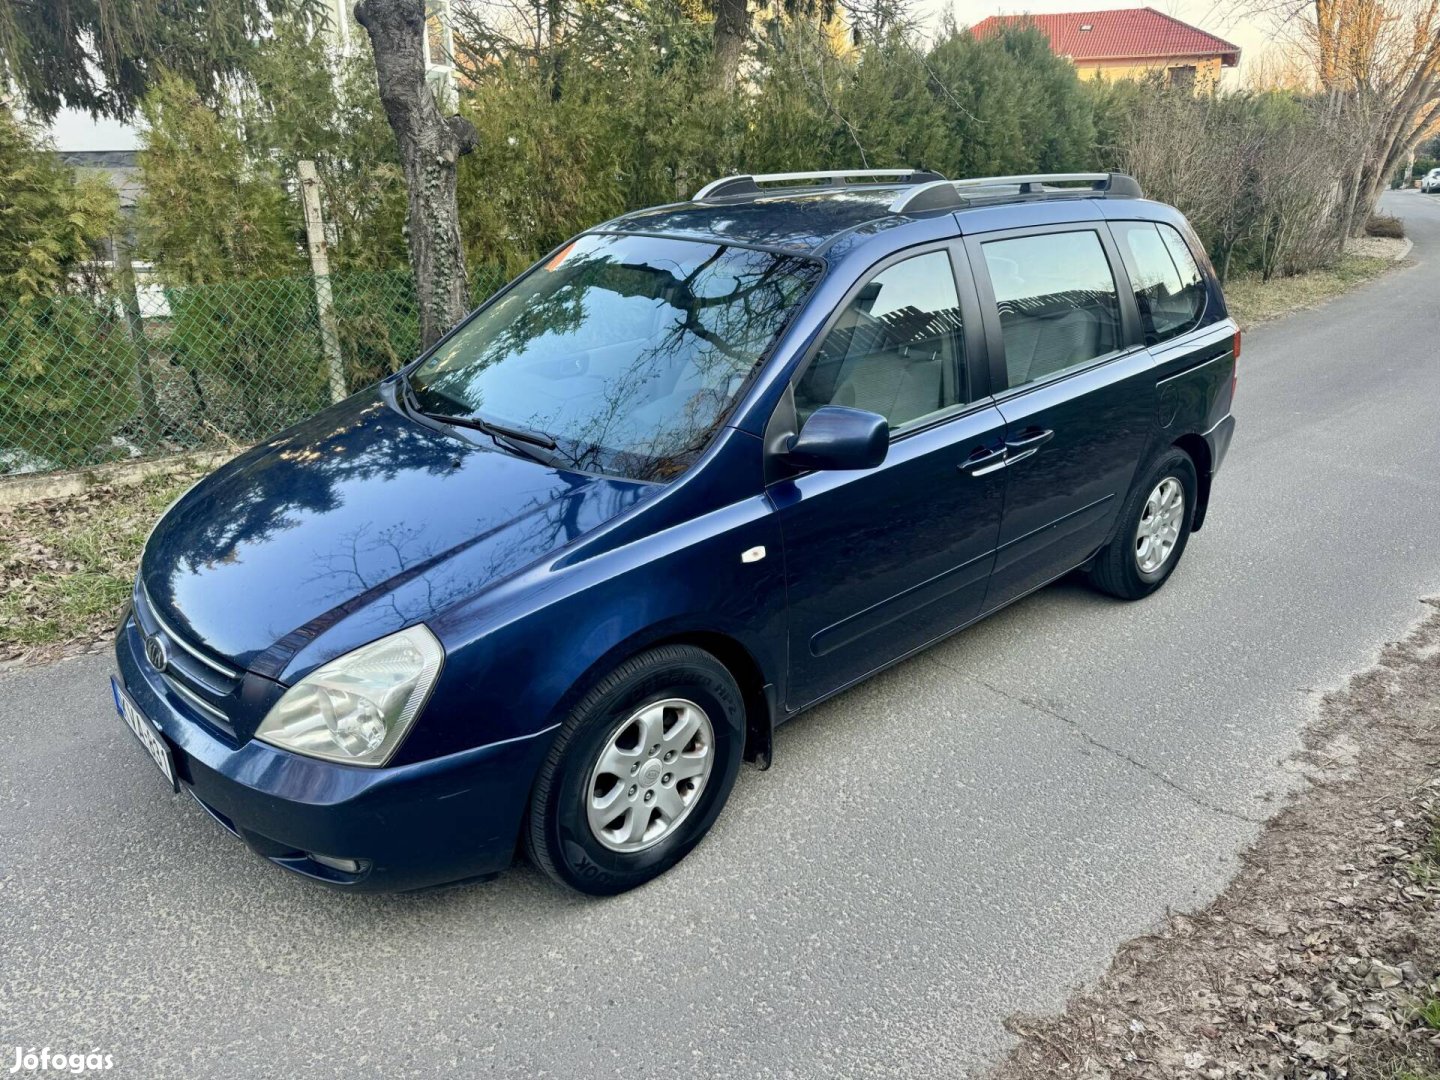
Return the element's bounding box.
[140,391,654,677]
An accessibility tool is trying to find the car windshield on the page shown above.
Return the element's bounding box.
[409,233,822,482]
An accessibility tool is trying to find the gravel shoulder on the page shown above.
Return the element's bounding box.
[989,604,1440,1080]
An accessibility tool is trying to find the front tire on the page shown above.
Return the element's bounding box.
[525,645,745,895]
[1087,448,1197,601]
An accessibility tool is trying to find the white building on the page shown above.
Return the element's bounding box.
[320,0,458,101]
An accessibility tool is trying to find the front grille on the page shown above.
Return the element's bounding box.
[133,581,241,743]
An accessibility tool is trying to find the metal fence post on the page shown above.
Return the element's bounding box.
[111,228,162,446]
[298,160,348,403]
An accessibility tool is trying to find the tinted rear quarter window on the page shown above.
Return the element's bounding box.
[981,230,1122,390]
[1112,221,1206,345]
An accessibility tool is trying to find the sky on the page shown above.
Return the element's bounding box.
[47,109,140,153]
[45,0,1276,152]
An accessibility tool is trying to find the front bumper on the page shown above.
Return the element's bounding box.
[114,612,555,892]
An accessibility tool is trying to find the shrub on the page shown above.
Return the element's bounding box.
[332,270,420,389]
[1111,88,1350,280]
[1364,214,1405,238]
[136,74,301,285]
[0,104,128,468]
[159,277,329,442]
[453,14,1102,271]
[0,105,117,309]
[0,297,136,468]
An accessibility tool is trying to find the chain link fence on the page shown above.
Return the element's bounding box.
[0,264,508,477]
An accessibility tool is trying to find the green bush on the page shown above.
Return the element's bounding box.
[452,15,1102,272]
[0,105,117,308]
[332,270,420,389]
[0,103,126,468]
[0,298,136,468]
[136,74,301,285]
[160,277,330,441]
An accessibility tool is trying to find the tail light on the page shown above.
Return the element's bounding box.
[1231,328,1241,400]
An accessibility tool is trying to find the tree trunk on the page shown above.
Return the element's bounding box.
[1346,75,1439,234]
[711,0,749,92]
[111,228,162,446]
[355,0,479,349]
[545,0,566,101]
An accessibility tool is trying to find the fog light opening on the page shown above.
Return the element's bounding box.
[308,853,364,875]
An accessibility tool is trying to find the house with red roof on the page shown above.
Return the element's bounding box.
[970,7,1241,93]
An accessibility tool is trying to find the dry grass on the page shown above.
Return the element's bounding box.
[1224,253,1396,329]
[0,470,203,664]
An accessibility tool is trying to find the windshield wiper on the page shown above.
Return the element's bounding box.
[393,372,567,468]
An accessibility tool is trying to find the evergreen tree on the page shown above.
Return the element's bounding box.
[0,106,116,308]
[0,0,322,121]
[136,75,299,285]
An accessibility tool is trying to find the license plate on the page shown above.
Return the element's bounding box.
[111,677,178,792]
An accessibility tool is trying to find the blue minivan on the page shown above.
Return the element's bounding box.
[113,170,1237,894]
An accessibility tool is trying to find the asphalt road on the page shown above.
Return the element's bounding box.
[3,192,1439,1080]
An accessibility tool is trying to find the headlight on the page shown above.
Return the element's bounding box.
[255,625,443,767]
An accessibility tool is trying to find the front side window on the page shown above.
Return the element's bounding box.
[794,250,965,432]
[410,233,821,482]
[981,230,1122,390]
[1113,221,1206,345]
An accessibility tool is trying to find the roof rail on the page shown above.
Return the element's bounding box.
[890,172,1143,214]
[694,169,947,202]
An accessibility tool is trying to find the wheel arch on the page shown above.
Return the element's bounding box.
[1172,433,1212,530]
[657,631,776,770]
[544,625,779,776]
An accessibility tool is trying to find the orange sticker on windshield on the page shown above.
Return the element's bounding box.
[545,243,575,271]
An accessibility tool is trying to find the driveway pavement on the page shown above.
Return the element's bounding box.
[3,192,1439,1079]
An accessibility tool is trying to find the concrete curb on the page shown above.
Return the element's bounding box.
[0,449,237,509]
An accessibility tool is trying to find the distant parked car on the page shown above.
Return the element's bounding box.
[1421,168,1440,193]
[113,169,1239,895]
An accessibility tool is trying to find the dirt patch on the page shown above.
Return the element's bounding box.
[0,469,204,666]
[1346,236,1410,261]
[989,603,1440,1080]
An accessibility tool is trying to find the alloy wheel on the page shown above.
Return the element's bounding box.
[1135,476,1185,575]
[586,698,715,853]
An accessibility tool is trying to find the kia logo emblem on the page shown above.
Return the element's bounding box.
[144,634,170,673]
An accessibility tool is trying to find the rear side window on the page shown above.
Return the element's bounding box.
[981,230,1122,391]
[1113,221,1206,345]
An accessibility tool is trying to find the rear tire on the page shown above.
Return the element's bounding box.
[1087,448,1197,601]
[525,645,745,895]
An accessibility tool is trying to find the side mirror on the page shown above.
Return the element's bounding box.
[784,406,889,471]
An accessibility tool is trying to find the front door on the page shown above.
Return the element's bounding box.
[769,246,1008,710]
[968,225,1155,609]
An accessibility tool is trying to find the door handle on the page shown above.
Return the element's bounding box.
[960,444,1008,476]
[1005,427,1054,451]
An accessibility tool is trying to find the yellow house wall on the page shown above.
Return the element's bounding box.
[1075,55,1225,93]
